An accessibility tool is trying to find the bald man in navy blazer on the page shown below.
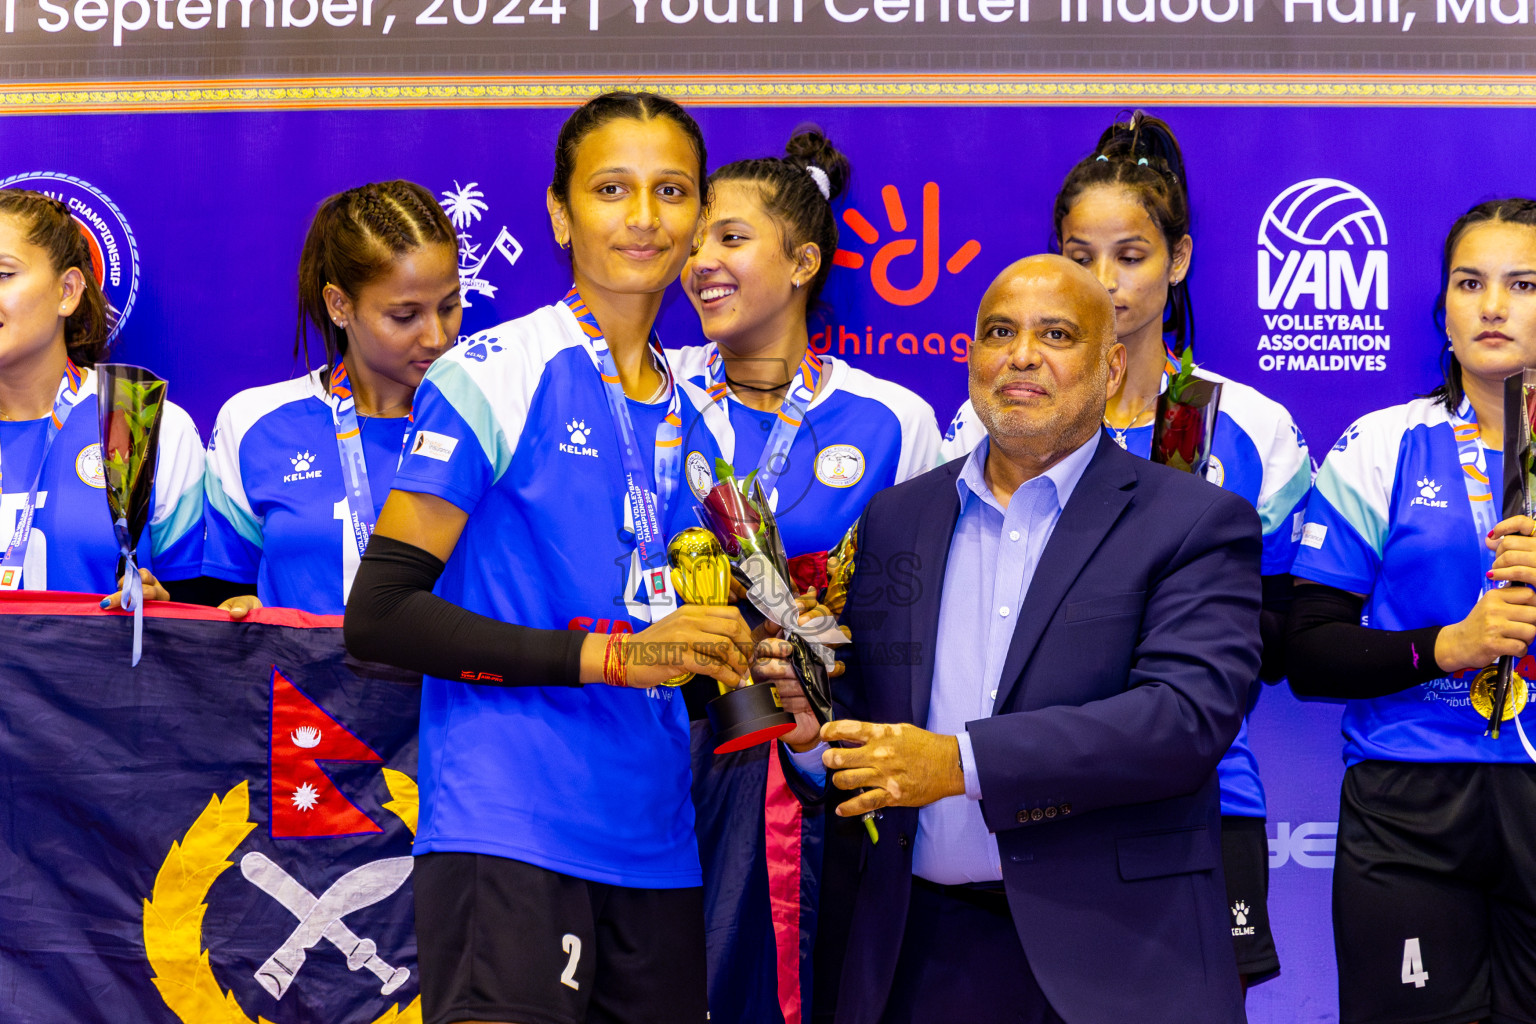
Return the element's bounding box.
[778,255,1260,1024]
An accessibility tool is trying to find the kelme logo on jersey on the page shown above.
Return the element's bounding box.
[439,181,522,310]
[1410,477,1448,509]
[561,419,598,458]
[815,444,865,488]
[1230,901,1255,938]
[1255,178,1390,375]
[284,450,322,483]
[75,443,106,489]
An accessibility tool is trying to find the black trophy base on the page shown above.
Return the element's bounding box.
[707,683,796,754]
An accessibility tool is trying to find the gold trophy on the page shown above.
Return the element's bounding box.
[825,521,858,617]
[660,527,734,687]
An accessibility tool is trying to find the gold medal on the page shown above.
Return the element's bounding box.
[1469,664,1530,723]
[660,528,733,687]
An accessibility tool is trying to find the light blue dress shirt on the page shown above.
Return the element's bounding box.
[790,430,1101,884]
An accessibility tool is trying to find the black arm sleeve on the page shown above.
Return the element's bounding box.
[1285,583,1447,699]
[1258,573,1293,683]
[344,534,586,687]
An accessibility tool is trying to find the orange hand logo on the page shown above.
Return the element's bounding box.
[834,182,981,307]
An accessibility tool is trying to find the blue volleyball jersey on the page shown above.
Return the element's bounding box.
[940,371,1312,817]
[390,303,734,888]
[667,345,941,558]
[1294,397,1535,767]
[0,367,204,593]
[203,370,411,614]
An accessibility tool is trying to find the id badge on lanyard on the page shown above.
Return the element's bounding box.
[328,363,412,563]
[0,362,86,591]
[562,287,683,621]
[702,343,823,501]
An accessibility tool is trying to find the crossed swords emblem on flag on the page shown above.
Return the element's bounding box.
[240,852,413,1000]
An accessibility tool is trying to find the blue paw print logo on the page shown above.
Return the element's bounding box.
[1332,424,1360,453]
[464,336,504,362]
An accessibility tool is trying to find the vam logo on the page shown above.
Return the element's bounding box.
[834,182,981,306]
[1257,178,1387,312]
[440,181,523,309]
[1410,477,1449,509]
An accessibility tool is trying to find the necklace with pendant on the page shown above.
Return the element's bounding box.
[1105,394,1155,449]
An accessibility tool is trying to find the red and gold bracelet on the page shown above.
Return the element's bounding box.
[602,632,627,687]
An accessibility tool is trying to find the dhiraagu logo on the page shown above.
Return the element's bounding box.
[834,181,981,307]
[817,181,980,367]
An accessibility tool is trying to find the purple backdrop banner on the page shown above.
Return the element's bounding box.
[6,103,1536,1023]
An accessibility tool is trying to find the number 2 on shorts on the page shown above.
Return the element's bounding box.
[561,933,582,990]
[1400,937,1429,989]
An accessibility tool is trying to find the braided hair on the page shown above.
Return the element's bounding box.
[1429,197,1536,412]
[296,180,457,369]
[0,188,115,366]
[1052,110,1194,355]
[710,125,850,306]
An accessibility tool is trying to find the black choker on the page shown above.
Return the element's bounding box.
[724,373,792,394]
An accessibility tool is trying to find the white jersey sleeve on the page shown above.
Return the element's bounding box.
[940,398,986,463]
[148,399,205,578]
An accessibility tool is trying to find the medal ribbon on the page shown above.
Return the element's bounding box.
[1448,398,1536,760]
[0,360,87,590]
[327,363,413,560]
[562,287,683,580]
[703,342,823,498]
[1449,397,1500,588]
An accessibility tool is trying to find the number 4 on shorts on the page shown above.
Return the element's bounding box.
[1400,937,1429,989]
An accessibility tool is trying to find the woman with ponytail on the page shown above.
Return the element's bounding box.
[1289,198,1536,1024]
[201,180,462,616]
[673,126,940,1024]
[944,112,1311,989]
[0,188,204,598]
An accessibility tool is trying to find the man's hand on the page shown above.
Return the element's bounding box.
[820,720,965,816]
[752,637,822,751]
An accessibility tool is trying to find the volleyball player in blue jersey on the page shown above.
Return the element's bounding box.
[945,113,1310,987]
[1289,198,1536,1024]
[674,127,940,1023]
[201,181,460,616]
[345,92,757,1024]
[0,189,203,599]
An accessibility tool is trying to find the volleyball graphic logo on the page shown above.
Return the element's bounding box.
[1257,177,1388,312]
[0,172,140,342]
[1258,178,1387,258]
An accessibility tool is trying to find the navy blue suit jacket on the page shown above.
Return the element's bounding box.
[822,432,1261,1024]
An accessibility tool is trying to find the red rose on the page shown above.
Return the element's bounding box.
[787,551,829,593]
[698,481,761,558]
[1160,402,1202,467]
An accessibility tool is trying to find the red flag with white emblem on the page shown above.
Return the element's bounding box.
[268,668,383,838]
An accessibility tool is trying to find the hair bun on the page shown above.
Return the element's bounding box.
[784,124,850,203]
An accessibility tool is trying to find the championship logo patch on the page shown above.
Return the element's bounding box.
[75,443,106,489]
[0,172,140,343]
[685,450,712,500]
[1205,454,1225,487]
[815,444,865,488]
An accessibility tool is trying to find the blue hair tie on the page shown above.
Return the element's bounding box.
[1095,155,1109,162]
[1137,157,1149,166]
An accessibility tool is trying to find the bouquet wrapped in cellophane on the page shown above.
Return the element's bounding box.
[696,459,847,737]
[1151,348,1222,478]
[98,364,167,667]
